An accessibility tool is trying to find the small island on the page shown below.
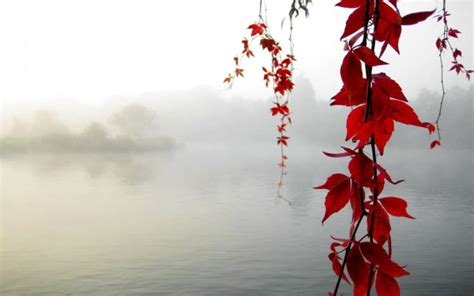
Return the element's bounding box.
[0,104,179,155]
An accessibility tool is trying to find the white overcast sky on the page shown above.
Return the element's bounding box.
[0,0,472,107]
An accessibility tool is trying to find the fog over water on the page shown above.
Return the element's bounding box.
[1,78,472,152]
[1,79,473,295]
[1,145,472,295]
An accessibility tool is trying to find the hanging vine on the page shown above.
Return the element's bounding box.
[432,0,472,147]
[225,0,469,295]
[224,1,297,199]
[316,1,436,295]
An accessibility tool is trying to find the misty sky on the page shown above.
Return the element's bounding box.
[0,0,472,109]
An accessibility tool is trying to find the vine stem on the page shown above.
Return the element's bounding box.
[332,207,367,295]
[332,0,379,294]
[365,135,379,296]
[365,0,380,294]
[435,0,447,141]
[435,46,446,141]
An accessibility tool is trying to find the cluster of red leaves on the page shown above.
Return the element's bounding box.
[224,22,295,181]
[332,47,435,154]
[315,1,436,295]
[435,10,473,80]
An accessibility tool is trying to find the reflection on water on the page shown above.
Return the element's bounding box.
[0,146,472,295]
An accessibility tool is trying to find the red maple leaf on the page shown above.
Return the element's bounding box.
[247,23,266,36]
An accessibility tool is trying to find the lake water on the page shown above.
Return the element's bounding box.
[1,145,472,295]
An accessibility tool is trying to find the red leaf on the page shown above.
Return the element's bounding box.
[345,102,394,155]
[341,6,368,40]
[314,174,352,223]
[373,117,394,155]
[359,242,409,277]
[223,74,232,84]
[388,24,401,54]
[271,103,290,116]
[450,62,464,74]
[345,105,364,140]
[401,9,436,25]
[330,83,367,106]
[379,197,415,219]
[353,46,388,66]
[453,48,462,60]
[435,38,447,50]
[466,70,473,80]
[366,203,391,245]
[374,17,402,55]
[235,68,244,77]
[448,28,461,38]
[348,152,373,187]
[376,272,400,296]
[378,1,401,25]
[274,78,294,95]
[277,135,289,146]
[328,252,350,284]
[370,173,386,195]
[314,173,348,190]
[389,100,423,127]
[347,244,371,296]
[248,23,266,36]
[336,0,364,8]
[349,179,365,223]
[260,38,276,52]
[373,73,407,101]
[341,51,364,102]
[323,150,354,158]
[277,124,287,133]
[430,140,441,149]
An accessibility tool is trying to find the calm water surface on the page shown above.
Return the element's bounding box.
[1,146,472,295]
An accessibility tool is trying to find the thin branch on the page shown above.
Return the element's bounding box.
[435,45,446,141]
[435,0,448,141]
[365,1,380,294]
[332,202,367,295]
